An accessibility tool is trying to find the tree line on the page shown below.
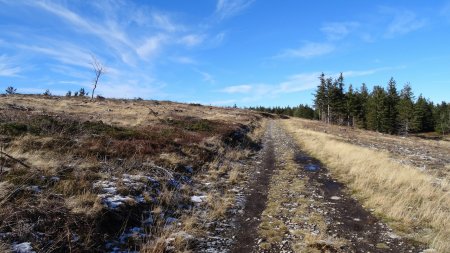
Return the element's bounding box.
[250,73,449,135]
[248,104,315,119]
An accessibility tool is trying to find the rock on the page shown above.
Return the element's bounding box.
[330,196,341,200]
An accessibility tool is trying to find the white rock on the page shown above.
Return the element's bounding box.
[330,196,341,200]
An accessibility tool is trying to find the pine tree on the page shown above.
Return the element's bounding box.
[413,95,434,132]
[355,83,369,129]
[326,77,334,124]
[367,86,388,132]
[345,84,357,126]
[314,73,327,122]
[434,102,450,135]
[397,83,415,135]
[335,73,346,124]
[385,77,400,134]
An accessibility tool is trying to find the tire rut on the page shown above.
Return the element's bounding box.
[231,121,277,253]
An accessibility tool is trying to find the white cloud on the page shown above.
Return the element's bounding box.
[0,55,21,77]
[385,10,426,37]
[219,67,392,102]
[321,22,359,40]
[278,73,321,93]
[279,42,335,58]
[151,12,181,32]
[172,56,196,64]
[220,84,253,93]
[215,0,254,20]
[195,70,215,84]
[136,35,167,60]
[18,43,94,69]
[179,34,205,47]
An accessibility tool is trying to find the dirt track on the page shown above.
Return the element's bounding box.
[227,120,425,252]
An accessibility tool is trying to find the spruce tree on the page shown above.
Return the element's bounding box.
[335,73,346,124]
[397,83,415,135]
[356,83,369,129]
[314,73,327,122]
[434,102,450,135]
[346,84,357,126]
[367,86,388,132]
[413,95,434,132]
[385,77,400,134]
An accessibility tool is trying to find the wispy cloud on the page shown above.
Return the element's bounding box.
[321,22,359,41]
[279,42,335,58]
[179,34,205,47]
[151,12,182,32]
[17,42,93,69]
[171,56,196,64]
[218,67,393,102]
[0,55,21,77]
[278,73,320,93]
[220,84,253,93]
[215,0,254,21]
[195,70,216,84]
[384,9,426,37]
[136,35,167,60]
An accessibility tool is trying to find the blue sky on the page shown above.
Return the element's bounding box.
[1,0,449,107]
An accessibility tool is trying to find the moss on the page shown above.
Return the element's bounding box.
[0,122,29,136]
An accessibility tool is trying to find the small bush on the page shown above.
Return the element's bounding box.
[43,89,52,96]
[5,86,17,94]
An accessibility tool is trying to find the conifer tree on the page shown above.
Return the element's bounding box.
[345,84,357,126]
[355,83,369,129]
[335,73,346,124]
[434,102,450,135]
[367,85,388,132]
[397,83,415,135]
[385,77,400,134]
[314,73,327,122]
[413,95,434,132]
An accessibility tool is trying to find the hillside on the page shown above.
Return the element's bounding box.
[0,95,264,252]
[0,95,448,253]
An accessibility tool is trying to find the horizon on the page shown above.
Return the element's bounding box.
[1,1,450,107]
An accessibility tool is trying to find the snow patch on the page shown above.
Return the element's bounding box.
[191,195,207,203]
[13,242,35,253]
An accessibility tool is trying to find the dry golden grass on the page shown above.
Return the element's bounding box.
[65,191,102,216]
[0,94,264,252]
[0,95,259,128]
[283,119,450,252]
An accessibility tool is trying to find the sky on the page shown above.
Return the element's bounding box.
[1,0,449,107]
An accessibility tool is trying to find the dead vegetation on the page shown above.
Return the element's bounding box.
[283,118,450,252]
[0,95,262,252]
[293,117,450,178]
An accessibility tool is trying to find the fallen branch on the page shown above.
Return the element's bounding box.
[0,151,31,169]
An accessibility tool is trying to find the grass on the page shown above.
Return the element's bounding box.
[283,118,450,252]
[0,95,263,252]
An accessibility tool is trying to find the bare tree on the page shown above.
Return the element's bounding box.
[90,55,105,100]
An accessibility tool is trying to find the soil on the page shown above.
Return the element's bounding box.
[231,122,276,253]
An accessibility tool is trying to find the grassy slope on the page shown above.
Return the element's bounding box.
[0,95,263,252]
